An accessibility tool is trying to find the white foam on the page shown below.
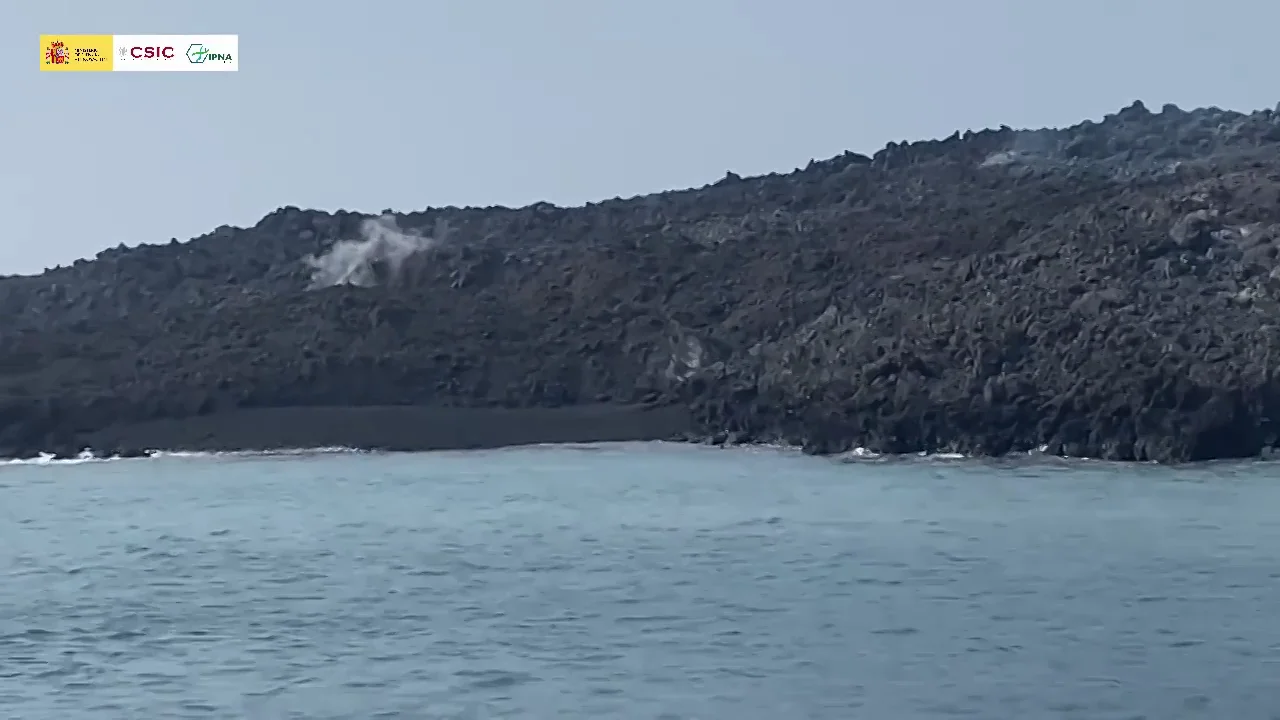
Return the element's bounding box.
[840,446,882,459]
[0,446,366,467]
[0,451,111,467]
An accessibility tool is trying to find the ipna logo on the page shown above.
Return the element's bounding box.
[186,43,232,64]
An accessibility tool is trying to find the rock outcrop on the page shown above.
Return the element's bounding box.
[5,100,1280,462]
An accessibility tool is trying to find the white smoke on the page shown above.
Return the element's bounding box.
[304,214,440,289]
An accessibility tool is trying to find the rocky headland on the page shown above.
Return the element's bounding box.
[6,100,1280,463]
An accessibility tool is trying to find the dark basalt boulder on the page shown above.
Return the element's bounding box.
[4,101,1280,462]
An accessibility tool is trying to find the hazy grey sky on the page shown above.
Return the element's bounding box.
[4,0,1276,275]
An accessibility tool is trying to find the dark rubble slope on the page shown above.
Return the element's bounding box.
[5,100,1280,462]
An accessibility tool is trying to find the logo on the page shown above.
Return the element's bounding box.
[40,35,114,71]
[118,34,239,71]
[186,43,232,64]
[125,45,175,59]
[45,40,70,65]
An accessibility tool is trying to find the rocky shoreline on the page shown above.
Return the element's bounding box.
[5,100,1280,463]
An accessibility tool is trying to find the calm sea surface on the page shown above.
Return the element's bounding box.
[1,444,1278,719]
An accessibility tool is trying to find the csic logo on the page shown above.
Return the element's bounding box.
[119,45,175,59]
[186,43,232,64]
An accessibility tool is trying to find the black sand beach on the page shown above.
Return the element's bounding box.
[80,404,693,456]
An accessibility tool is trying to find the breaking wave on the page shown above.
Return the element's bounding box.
[0,447,365,467]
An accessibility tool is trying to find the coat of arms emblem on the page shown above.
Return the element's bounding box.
[44,40,70,65]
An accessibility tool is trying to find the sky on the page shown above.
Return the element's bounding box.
[3,0,1277,276]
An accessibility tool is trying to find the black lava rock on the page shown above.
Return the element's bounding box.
[4,102,1280,462]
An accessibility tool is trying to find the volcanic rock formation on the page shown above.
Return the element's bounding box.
[5,100,1280,462]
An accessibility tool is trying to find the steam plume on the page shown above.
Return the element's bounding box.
[304,215,439,289]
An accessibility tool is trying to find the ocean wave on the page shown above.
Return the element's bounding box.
[0,447,366,467]
[0,441,1066,468]
[835,444,1054,463]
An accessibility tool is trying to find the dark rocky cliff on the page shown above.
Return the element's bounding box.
[6,100,1280,462]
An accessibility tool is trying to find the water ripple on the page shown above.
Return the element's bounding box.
[0,445,1277,718]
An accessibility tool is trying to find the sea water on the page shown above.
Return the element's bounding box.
[1,443,1278,719]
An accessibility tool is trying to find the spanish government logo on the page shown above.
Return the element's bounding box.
[40,35,114,71]
[45,40,69,65]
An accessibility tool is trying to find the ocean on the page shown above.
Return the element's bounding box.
[1,443,1277,719]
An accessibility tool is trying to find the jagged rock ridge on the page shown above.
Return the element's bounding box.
[4,100,1280,462]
